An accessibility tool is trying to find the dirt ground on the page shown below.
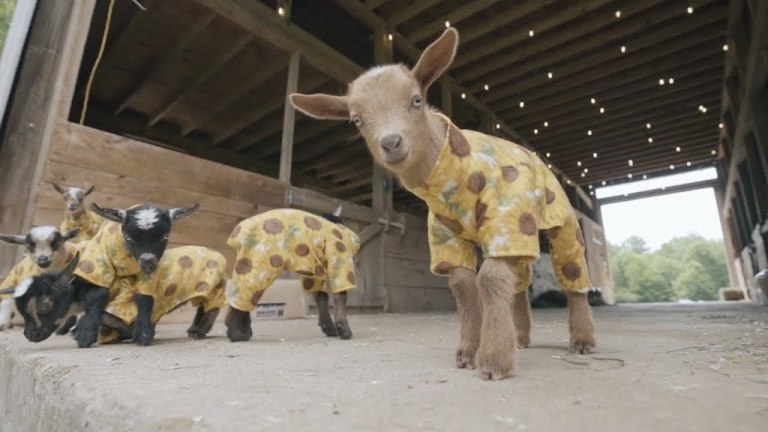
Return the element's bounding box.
[1,302,767,431]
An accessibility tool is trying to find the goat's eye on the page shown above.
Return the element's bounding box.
[163,234,170,241]
[411,95,422,108]
[351,116,363,128]
[124,234,132,242]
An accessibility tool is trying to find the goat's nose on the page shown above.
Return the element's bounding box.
[139,255,158,274]
[379,134,403,153]
[37,256,52,267]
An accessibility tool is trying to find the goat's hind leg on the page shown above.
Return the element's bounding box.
[187,305,220,339]
[512,262,533,348]
[314,291,337,337]
[332,291,352,340]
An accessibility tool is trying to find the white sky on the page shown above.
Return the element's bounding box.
[598,169,724,250]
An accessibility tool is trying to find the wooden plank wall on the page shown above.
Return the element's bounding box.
[382,214,454,312]
[579,215,615,305]
[34,121,288,271]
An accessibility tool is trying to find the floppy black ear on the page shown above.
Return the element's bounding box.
[62,228,81,242]
[169,204,200,221]
[0,233,26,245]
[90,203,126,223]
[83,185,95,196]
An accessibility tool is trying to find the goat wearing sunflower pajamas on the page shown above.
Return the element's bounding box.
[225,209,361,341]
[74,221,227,344]
[290,28,596,380]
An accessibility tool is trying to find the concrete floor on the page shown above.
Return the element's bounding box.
[1,303,767,432]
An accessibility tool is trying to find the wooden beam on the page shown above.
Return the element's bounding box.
[181,58,287,136]
[197,0,363,81]
[114,12,216,115]
[292,123,353,162]
[494,52,722,119]
[458,0,556,46]
[0,0,96,274]
[216,74,326,147]
[280,51,301,182]
[514,89,722,142]
[407,0,498,44]
[456,0,684,82]
[597,179,719,205]
[484,22,726,106]
[147,33,255,126]
[386,0,441,26]
[248,115,338,158]
[286,186,386,224]
[334,176,373,194]
[347,192,373,204]
[453,0,613,69]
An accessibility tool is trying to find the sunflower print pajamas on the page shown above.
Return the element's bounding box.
[408,114,591,294]
[60,210,105,243]
[74,222,227,344]
[226,209,361,312]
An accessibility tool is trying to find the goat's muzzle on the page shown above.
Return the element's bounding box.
[36,256,52,268]
[379,134,407,163]
[138,254,158,274]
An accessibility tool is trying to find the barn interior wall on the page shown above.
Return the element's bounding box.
[719,0,768,301]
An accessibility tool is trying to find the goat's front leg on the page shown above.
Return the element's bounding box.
[332,291,352,340]
[475,257,518,380]
[55,315,79,336]
[225,307,253,342]
[567,291,596,354]
[75,287,109,348]
[133,294,155,346]
[449,267,482,369]
[313,291,337,337]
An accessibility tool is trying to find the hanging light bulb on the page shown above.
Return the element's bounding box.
[723,44,729,51]
[543,121,549,127]
[593,152,598,158]
[711,149,717,155]
[620,45,626,53]
[600,107,605,114]
[670,164,675,170]
[387,33,393,41]
[675,146,681,152]
[615,10,621,18]
[646,123,652,129]
[461,93,466,99]
[642,174,648,180]
[548,164,552,168]
[590,98,596,104]
[278,6,285,16]
[495,123,501,130]
[602,181,607,186]
[587,130,592,136]
[577,161,582,167]
[581,173,586,177]
[648,137,653,143]
[528,29,534,37]
[483,84,489,91]
[445,20,451,27]
[659,78,665,85]
[686,161,692,167]
[583,168,589,173]
[628,159,633,166]
[687,6,694,14]
[534,128,539,134]
[718,122,723,129]
[519,101,525,108]
[669,78,675,84]
[546,152,551,157]
[547,72,553,79]
[628,173,633,179]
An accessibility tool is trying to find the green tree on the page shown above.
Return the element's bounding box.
[673,261,718,301]
[622,235,649,253]
[0,0,17,55]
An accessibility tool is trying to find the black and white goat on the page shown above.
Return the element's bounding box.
[0,226,81,331]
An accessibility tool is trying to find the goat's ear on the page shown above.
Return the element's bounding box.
[290,93,350,120]
[0,233,26,245]
[53,183,67,195]
[54,253,79,291]
[83,185,95,196]
[90,203,126,223]
[412,28,458,93]
[169,204,200,222]
[62,228,81,242]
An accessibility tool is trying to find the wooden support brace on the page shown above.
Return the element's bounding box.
[280,51,300,183]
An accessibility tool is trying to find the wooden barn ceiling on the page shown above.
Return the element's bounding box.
[74,0,729,215]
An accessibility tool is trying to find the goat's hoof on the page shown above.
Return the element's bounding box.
[133,329,154,346]
[570,336,595,354]
[186,329,207,340]
[335,321,352,340]
[517,333,531,348]
[319,319,337,337]
[476,348,515,381]
[456,349,476,370]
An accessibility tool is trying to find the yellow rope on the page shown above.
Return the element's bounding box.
[79,0,116,125]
